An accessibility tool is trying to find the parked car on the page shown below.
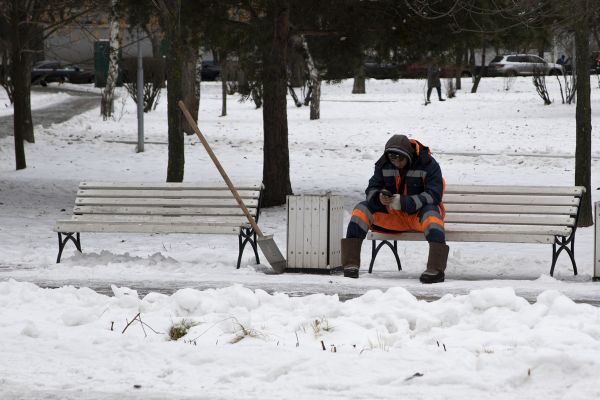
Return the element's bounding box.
[31,60,94,86]
[201,60,220,81]
[364,59,401,80]
[488,54,563,77]
[591,51,600,74]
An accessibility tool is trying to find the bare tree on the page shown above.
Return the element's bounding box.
[180,44,200,135]
[555,70,576,104]
[574,13,593,226]
[155,0,185,182]
[0,42,13,104]
[101,0,121,119]
[0,0,96,170]
[352,64,366,94]
[532,67,551,105]
[261,0,293,206]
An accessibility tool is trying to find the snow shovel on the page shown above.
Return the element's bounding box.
[178,100,287,274]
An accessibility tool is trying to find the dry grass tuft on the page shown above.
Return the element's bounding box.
[168,319,199,341]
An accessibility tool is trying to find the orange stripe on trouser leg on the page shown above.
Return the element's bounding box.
[373,212,423,232]
[351,209,370,226]
[422,216,444,230]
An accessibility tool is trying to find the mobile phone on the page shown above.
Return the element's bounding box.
[380,189,393,197]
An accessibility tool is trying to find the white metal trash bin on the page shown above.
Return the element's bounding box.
[286,194,343,272]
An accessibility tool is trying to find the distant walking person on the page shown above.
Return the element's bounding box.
[426,64,445,104]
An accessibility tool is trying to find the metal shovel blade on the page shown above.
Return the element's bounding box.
[257,235,287,274]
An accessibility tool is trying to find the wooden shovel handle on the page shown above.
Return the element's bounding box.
[178,100,264,237]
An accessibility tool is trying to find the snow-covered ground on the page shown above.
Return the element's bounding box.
[0,77,599,399]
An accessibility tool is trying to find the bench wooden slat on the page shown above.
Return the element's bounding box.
[69,214,250,225]
[445,185,585,196]
[369,223,571,237]
[75,197,258,207]
[444,204,577,215]
[54,221,242,234]
[73,205,257,217]
[368,231,555,244]
[80,181,262,191]
[446,223,571,235]
[77,189,260,199]
[443,194,580,206]
[444,214,575,226]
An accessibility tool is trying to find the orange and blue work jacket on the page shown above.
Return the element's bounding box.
[365,139,445,214]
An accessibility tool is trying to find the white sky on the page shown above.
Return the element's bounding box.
[0,77,600,399]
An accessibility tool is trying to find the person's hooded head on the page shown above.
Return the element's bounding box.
[384,134,415,166]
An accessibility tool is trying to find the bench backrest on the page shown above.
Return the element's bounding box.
[443,185,583,226]
[368,185,584,243]
[72,181,262,222]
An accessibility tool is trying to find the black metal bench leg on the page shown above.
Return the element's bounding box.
[368,240,402,273]
[392,241,401,271]
[56,232,81,263]
[237,227,260,269]
[550,235,578,277]
[251,231,260,265]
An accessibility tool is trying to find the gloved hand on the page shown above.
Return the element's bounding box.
[379,191,394,206]
[389,194,403,210]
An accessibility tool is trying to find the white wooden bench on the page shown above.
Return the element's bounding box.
[367,185,585,276]
[53,181,263,268]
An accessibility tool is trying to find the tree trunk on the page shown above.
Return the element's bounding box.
[220,80,227,116]
[11,50,30,170]
[261,0,292,207]
[471,43,486,93]
[574,23,593,226]
[298,34,320,120]
[310,80,321,120]
[16,52,34,144]
[101,0,120,119]
[455,47,462,90]
[220,60,227,117]
[214,49,228,116]
[146,20,163,57]
[0,48,15,103]
[22,64,34,143]
[538,37,545,58]
[181,43,200,135]
[161,2,185,183]
[9,0,34,169]
[352,64,366,94]
[592,25,600,52]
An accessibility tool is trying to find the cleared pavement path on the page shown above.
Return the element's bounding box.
[0,86,100,139]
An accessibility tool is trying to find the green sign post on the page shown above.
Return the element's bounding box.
[94,40,123,88]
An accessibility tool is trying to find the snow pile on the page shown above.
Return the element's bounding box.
[1,280,599,399]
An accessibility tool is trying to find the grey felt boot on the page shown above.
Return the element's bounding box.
[341,238,363,278]
[419,242,449,284]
